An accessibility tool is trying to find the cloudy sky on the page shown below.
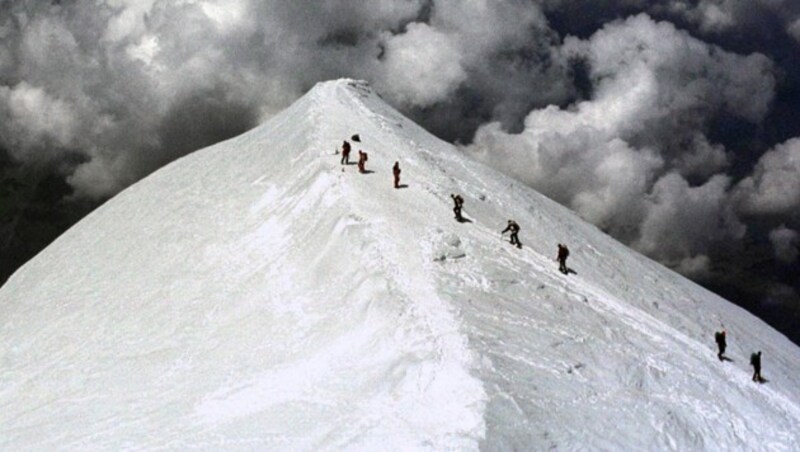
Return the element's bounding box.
[0,0,798,343]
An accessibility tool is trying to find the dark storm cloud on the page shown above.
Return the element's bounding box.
[1,1,799,337]
[769,225,799,263]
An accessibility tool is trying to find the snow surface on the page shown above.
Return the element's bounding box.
[1,79,799,450]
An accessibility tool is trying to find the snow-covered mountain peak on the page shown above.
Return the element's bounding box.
[1,79,799,450]
[307,78,373,98]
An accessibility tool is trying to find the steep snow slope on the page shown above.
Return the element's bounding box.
[1,79,799,450]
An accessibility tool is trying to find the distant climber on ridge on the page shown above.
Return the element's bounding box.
[393,161,401,188]
[451,194,464,222]
[502,220,521,248]
[341,140,351,165]
[557,243,570,274]
[714,330,727,360]
[358,150,368,173]
[750,351,763,382]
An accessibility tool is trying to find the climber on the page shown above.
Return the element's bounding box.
[393,161,401,188]
[358,150,368,173]
[750,351,762,382]
[341,140,351,165]
[714,330,727,360]
[557,243,570,274]
[451,194,464,221]
[501,220,521,248]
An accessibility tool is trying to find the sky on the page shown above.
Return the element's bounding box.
[0,0,798,343]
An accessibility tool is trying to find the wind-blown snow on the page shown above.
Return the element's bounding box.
[1,79,799,450]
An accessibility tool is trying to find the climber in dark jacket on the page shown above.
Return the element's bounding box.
[714,330,726,360]
[557,243,570,274]
[502,220,521,248]
[341,141,351,165]
[750,351,762,382]
[393,161,401,188]
[451,194,464,221]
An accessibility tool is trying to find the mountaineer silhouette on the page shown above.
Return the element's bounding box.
[751,351,763,382]
[358,150,369,173]
[340,140,351,165]
[714,330,726,361]
[393,161,401,188]
[451,194,464,222]
[557,243,570,274]
[502,220,521,249]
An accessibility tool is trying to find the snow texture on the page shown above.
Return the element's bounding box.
[1,79,799,450]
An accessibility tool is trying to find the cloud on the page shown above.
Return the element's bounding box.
[657,0,800,38]
[636,173,744,265]
[789,18,800,42]
[560,14,774,125]
[662,0,737,33]
[769,225,799,263]
[465,14,770,264]
[103,0,158,43]
[735,137,800,216]
[0,0,569,197]
[377,22,466,107]
[376,0,555,110]
[468,110,664,238]
[673,134,730,180]
[0,82,79,154]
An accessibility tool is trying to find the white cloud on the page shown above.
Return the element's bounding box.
[660,0,796,35]
[694,1,736,32]
[769,225,799,263]
[465,14,768,264]
[67,154,128,199]
[561,14,774,125]
[378,23,466,107]
[0,82,78,154]
[735,137,800,215]
[673,134,730,180]
[103,0,157,43]
[676,254,713,279]
[469,107,663,235]
[636,173,744,263]
[126,35,161,67]
[199,0,247,31]
[430,0,548,63]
